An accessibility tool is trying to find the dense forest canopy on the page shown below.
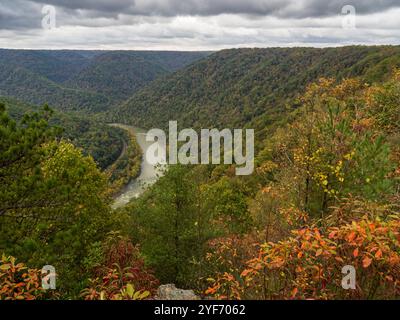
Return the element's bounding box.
[0,47,399,300]
[0,96,125,170]
[111,46,400,131]
[0,49,210,113]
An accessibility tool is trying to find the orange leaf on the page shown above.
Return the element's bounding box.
[335,256,344,263]
[241,269,252,277]
[362,256,372,268]
[328,231,336,239]
[295,266,303,273]
[347,231,356,242]
[353,248,359,257]
[205,287,217,295]
[375,249,382,259]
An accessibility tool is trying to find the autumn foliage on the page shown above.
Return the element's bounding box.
[81,234,159,300]
[205,71,400,300]
[0,255,44,300]
[206,211,400,300]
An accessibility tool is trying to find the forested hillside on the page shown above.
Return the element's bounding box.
[65,51,210,103]
[117,70,400,300]
[0,49,90,83]
[0,50,209,112]
[0,96,124,170]
[0,63,111,113]
[1,47,399,301]
[111,46,400,130]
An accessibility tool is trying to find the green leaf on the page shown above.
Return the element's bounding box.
[126,283,135,298]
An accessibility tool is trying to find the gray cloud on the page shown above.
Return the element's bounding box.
[0,0,399,49]
[27,0,400,18]
[0,0,43,29]
[1,0,399,31]
[30,0,135,13]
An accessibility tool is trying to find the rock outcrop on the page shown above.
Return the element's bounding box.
[156,284,200,300]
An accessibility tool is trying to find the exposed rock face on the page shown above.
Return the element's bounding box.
[156,284,200,300]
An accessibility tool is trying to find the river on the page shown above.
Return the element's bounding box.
[110,124,165,209]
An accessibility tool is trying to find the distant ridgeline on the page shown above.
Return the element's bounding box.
[109,46,400,133]
[0,50,211,113]
[1,47,399,128]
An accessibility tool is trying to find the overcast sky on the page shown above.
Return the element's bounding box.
[0,0,399,50]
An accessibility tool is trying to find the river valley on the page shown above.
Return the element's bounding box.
[110,124,165,209]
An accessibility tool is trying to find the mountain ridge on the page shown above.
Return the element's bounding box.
[0,50,210,113]
[109,46,400,131]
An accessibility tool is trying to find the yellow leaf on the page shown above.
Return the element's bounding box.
[139,291,150,300]
[126,283,135,298]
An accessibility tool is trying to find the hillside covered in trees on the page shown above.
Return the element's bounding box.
[113,70,400,300]
[0,46,399,300]
[111,46,400,131]
[0,96,126,170]
[0,50,209,113]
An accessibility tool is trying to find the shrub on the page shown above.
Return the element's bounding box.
[0,255,44,300]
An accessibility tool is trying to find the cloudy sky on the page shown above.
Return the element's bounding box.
[0,0,399,50]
